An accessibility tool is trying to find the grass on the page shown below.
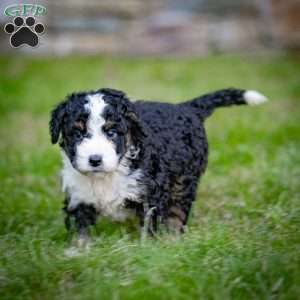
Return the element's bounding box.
[0,54,299,300]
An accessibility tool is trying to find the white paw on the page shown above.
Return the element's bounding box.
[64,246,83,258]
[64,238,92,258]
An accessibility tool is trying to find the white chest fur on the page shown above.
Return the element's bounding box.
[61,152,143,221]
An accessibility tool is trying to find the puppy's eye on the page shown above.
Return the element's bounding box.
[75,131,82,138]
[106,128,117,138]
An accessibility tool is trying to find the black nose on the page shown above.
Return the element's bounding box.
[89,155,102,167]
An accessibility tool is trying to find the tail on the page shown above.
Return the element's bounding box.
[184,88,268,119]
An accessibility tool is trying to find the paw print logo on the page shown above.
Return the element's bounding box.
[4,16,45,48]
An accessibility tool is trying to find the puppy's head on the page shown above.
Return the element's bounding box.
[50,88,146,174]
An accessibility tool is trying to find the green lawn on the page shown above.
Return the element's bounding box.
[0,55,299,300]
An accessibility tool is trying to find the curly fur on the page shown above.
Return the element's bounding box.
[50,87,267,238]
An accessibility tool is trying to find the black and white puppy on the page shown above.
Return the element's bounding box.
[50,88,267,244]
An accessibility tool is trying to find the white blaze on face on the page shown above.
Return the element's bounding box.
[75,94,119,173]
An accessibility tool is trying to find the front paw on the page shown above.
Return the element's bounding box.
[76,233,91,248]
[64,234,91,257]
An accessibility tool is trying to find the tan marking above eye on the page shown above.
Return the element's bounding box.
[103,121,116,131]
[74,120,84,130]
[104,121,116,128]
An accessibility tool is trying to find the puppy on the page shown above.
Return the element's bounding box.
[50,88,267,245]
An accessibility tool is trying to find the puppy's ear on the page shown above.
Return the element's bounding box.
[49,101,67,144]
[125,108,147,152]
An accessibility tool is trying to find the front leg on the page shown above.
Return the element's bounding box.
[64,199,97,248]
[139,203,160,241]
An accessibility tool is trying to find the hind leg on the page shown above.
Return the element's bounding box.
[167,176,198,234]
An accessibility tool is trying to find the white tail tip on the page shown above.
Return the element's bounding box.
[244,90,268,105]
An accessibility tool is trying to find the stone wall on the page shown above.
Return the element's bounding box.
[0,0,299,55]
[268,0,300,50]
